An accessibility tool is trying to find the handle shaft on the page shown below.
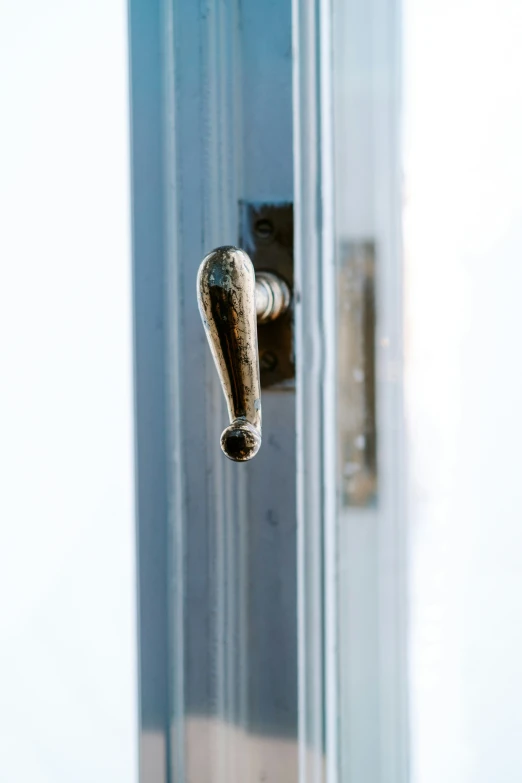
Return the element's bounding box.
[197,246,262,461]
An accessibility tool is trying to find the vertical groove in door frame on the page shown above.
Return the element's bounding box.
[318,0,339,780]
[293,0,338,781]
[161,0,184,779]
[128,0,172,778]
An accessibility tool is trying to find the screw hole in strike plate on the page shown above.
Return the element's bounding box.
[254,219,275,241]
[259,350,278,373]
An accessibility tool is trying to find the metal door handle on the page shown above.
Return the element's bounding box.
[197,246,290,461]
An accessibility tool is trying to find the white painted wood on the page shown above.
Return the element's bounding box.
[330,0,408,780]
[0,2,137,781]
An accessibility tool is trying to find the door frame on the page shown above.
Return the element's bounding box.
[128,0,407,780]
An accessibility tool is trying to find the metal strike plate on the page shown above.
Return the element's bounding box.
[240,202,295,389]
[337,241,377,507]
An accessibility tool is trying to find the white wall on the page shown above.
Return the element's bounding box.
[0,2,137,781]
[404,1,522,781]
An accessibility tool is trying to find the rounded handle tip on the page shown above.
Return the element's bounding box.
[221,419,261,462]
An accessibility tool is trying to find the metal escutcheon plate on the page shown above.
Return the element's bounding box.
[240,202,295,389]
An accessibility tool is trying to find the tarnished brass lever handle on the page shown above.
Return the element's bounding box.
[197,246,290,461]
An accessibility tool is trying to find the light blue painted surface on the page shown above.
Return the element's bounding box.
[128,0,298,780]
[241,0,294,201]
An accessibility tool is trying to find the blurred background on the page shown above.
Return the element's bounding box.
[0,1,136,780]
[1,0,522,781]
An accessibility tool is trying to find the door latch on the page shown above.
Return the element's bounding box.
[197,246,290,461]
